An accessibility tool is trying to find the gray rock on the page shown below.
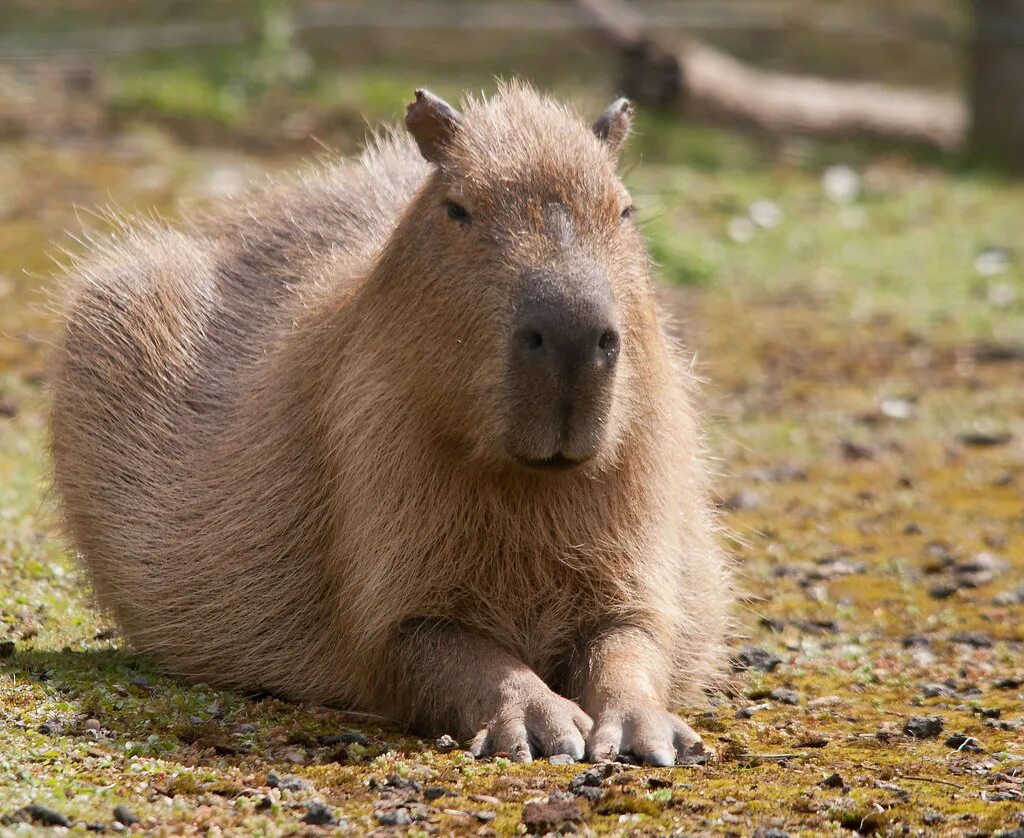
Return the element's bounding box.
[732,647,782,673]
[266,770,310,792]
[945,733,983,752]
[375,808,412,826]
[904,716,944,739]
[113,804,140,826]
[301,801,338,826]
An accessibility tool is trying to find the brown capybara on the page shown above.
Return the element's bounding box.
[49,81,731,765]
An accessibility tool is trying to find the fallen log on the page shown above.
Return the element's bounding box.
[576,0,967,151]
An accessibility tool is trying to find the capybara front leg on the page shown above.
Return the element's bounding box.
[386,619,592,763]
[578,625,706,766]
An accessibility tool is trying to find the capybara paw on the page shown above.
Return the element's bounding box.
[469,690,593,763]
[587,705,706,766]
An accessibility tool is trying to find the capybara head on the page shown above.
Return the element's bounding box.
[391,83,654,476]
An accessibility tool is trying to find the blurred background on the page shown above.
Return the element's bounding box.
[1,0,1022,375]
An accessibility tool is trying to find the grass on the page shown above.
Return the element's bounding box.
[2,60,1024,835]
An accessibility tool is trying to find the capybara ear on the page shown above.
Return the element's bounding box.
[406,89,463,164]
[592,97,634,157]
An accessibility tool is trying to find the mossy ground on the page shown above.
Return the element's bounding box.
[2,91,1024,837]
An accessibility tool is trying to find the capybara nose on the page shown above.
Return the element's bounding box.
[513,297,620,383]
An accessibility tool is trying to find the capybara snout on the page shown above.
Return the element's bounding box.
[505,265,621,469]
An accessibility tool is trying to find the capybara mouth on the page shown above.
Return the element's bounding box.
[515,453,588,472]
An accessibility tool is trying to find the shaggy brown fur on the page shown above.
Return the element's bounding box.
[49,82,731,765]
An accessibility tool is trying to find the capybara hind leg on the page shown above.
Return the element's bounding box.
[386,620,592,763]
[575,625,706,767]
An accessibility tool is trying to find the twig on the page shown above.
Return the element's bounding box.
[898,774,964,790]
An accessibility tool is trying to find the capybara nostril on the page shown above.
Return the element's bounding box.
[598,328,620,358]
[518,328,544,355]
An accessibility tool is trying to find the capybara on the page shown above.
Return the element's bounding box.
[49,81,731,765]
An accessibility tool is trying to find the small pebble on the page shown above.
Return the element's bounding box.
[548,753,575,765]
[945,733,983,752]
[569,763,617,793]
[796,731,830,748]
[959,431,1012,448]
[950,631,993,648]
[749,199,783,229]
[435,733,459,751]
[875,721,902,741]
[769,688,799,705]
[737,703,769,719]
[522,798,584,834]
[721,489,762,511]
[383,773,421,793]
[25,805,72,828]
[423,786,447,801]
[727,216,755,244]
[822,164,861,204]
[266,770,310,792]
[904,716,944,739]
[879,397,914,420]
[820,772,845,789]
[974,246,1011,277]
[732,647,782,673]
[301,801,338,826]
[321,729,369,747]
[375,808,412,826]
[994,586,1024,605]
[574,785,603,802]
[985,718,1023,732]
[113,805,140,826]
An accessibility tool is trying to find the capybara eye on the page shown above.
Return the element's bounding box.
[620,205,635,222]
[446,200,472,224]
